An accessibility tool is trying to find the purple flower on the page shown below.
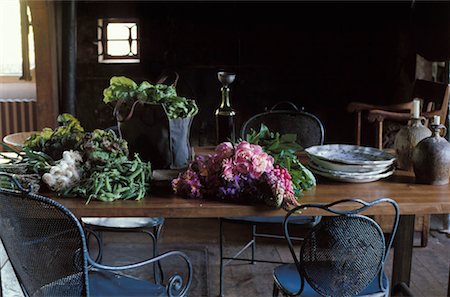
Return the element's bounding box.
[172,141,298,209]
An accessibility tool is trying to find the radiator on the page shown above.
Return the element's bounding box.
[0,99,37,148]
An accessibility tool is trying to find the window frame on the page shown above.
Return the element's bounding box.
[0,0,33,79]
[98,18,140,64]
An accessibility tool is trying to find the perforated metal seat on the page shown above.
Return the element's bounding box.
[273,264,388,297]
[219,102,324,297]
[272,198,399,297]
[0,173,192,297]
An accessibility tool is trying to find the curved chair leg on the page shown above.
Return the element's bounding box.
[153,224,164,284]
[85,225,164,284]
[219,218,225,297]
[273,281,280,297]
[85,228,104,264]
[251,223,256,264]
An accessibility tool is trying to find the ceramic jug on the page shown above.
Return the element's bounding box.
[412,123,450,185]
[394,117,431,170]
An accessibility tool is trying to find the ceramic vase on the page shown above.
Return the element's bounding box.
[394,117,431,170]
[412,124,450,185]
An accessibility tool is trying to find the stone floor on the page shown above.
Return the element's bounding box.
[1,215,449,297]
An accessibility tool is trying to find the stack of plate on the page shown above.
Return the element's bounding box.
[305,144,396,183]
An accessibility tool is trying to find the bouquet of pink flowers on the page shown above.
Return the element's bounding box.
[172,141,299,209]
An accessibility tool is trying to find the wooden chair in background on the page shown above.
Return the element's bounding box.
[347,79,449,149]
[346,79,450,247]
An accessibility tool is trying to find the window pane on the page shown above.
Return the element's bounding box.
[131,25,137,39]
[0,0,22,75]
[131,40,138,55]
[107,40,131,56]
[27,6,35,70]
[107,23,134,40]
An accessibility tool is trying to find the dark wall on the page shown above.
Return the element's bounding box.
[76,1,420,146]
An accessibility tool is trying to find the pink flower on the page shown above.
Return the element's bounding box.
[251,153,274,178]
[215,142,234,159]
[172,139,299,210]
[251,144,264,155]
[265,166,298,209]
[222,158,235,181]
[235,141,253,160]
[236,160,250,175]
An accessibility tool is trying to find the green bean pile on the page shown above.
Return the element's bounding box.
[66,154,151,203]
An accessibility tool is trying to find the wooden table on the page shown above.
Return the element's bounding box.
[47,170,450,293]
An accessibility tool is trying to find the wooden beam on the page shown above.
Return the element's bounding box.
[28,0,59,129]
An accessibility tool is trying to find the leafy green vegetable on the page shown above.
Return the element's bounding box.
[24,113,85,160]
[103,76,139,104]
[246,124,316,196]
[246,123,303,154]
[63,128,150,202]
[79,129,129,166]
[137,81,177,102]
[9,113,153,202]
[103,76,198,120]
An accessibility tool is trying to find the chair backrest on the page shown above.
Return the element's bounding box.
[0,175,89,297]
[348,79,449,148]
[283,198,399,297]
[241,102,325,148]
[412,79,450,121]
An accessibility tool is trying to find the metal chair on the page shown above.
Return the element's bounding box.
[273,198,399,297]
[82,217,165,283]
[219,102,324,297]
[82,125,166,284]
[0,173,192,297]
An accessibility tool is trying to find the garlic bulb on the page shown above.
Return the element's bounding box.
[42,150,83,192]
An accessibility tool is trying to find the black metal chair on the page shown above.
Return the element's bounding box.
[82,217,165,283]
[273,198,399,297]
[219,102,325,297]
[82,125,166,284]
[0,173,192,297]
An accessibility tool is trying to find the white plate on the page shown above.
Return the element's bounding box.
[305,144,396,165]
[307,161,392,176]
[309,166,395,183]
[309,156,392,173]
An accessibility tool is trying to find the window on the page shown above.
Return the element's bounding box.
[0,0,35,79]
[98,18,140,64]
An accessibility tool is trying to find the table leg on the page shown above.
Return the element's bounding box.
[392,215,415,291]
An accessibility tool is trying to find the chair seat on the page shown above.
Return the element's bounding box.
[274,264,388,297]
[82,217,164,229]
[89,270,166,297]
[223,216,320,225]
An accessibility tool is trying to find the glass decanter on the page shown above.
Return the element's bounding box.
[215,71,236,144]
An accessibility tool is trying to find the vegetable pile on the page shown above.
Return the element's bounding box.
[245,124,316,196]
[24,114,85,160]
[103,76,198,119]
[67,154,151,202]
[0,114,152,202]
